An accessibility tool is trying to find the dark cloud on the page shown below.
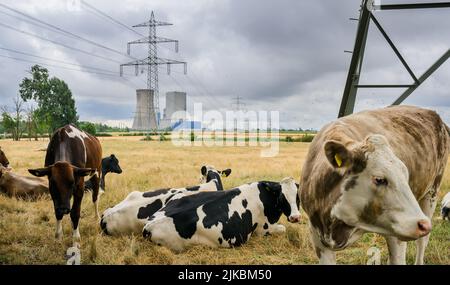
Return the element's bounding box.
[0,0,449,129]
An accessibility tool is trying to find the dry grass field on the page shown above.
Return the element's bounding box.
[0,136,449,265]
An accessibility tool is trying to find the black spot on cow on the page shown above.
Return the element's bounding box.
[186,185,200,191]
[344,176,358,191]
[137,199,163,220]
[218,237,223,245]
[206,171,223,190]
[164,194,176,203]
[142,188,171,198]
[242,199,248,208]
[162,189,242,240]
[257,181,290,224]
[263,223,268,230]
[220,210,257,247]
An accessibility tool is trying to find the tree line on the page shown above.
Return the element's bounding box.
[0,65,119,141]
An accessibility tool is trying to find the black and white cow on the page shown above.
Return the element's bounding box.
[100,166,232,236]
[442,192,450,220]
[85,154,122,192]
[142,177,300,252]
[100,180,219,236]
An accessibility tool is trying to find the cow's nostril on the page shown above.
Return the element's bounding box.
[289,215,300,223]
[143,229,152,239]
[417,219,431,235]
[100,219,109,235]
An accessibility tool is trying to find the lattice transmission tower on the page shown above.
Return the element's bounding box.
[120,11,187,129]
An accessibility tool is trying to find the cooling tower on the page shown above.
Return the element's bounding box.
[164,91,187,122]
[132,89,158,130]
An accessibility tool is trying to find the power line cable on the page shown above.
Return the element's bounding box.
[0,53,121,77]
[0,21,122,64]
[0,46,135,75]
[80,0,145,37]
[0,2,134,59]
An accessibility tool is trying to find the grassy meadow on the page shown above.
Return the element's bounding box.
[0,136,449,265]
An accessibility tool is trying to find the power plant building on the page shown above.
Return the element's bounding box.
[132,89,158,130]
[161,91,187,129]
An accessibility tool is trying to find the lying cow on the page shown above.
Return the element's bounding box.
[29,124,102,245]
[300,105,449,265]
[142,177,300,252]
[0,146,9,167]
[85,154,122,192]
[100,166,232,236]
[442,192,450,220]
[0,166,48,199]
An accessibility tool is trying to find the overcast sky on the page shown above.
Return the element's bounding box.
[0,0,449,129]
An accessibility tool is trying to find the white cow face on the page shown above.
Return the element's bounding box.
[327,134,431,241]
[279,177,301,223]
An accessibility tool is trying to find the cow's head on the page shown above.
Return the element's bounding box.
[0,147,9,168]
[200,165,232,190]
[262,177,301,223]
[326,134,431,241]
[0,165,11,179]
[441,192,450,221]
[105,154,122,174]
[29,162,96,219]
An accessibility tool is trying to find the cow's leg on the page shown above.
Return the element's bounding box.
[309,223,336,265]
[385,236,407,265]
[90,174,101,219]
[266,223,286,235]
[415,192,437,265]
[70,191,83,246]
[55,218,63,240]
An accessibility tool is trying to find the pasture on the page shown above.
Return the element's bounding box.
[0,136,449,265]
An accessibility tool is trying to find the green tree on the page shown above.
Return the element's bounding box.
[79,121,96,136]
[19,65,78,134]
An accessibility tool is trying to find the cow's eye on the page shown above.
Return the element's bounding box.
[373,177,388,186]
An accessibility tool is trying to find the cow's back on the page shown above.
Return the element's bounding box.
[45,125,101,170]
[301,105,449,226]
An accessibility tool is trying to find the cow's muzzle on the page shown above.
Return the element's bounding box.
[56,207,70,216]
[143,229,152,239]
[288,214,301,223]
[416,219,432,237]
[100,218,109,235]
[442,207,450,220]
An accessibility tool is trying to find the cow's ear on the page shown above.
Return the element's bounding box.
[74,167,96,177]
[220,169,232,177]
[201,166,207,176]
[29,167,51,177]
[324,140,352,169]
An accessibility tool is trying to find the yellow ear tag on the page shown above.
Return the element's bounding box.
[334,154,342,167]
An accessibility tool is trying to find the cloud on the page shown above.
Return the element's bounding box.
[0,0,449,130]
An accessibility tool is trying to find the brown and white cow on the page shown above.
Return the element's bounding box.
[0,147,9,167]
[0,166,48,199]
[28,125,102,245]
[300,105,449,265]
